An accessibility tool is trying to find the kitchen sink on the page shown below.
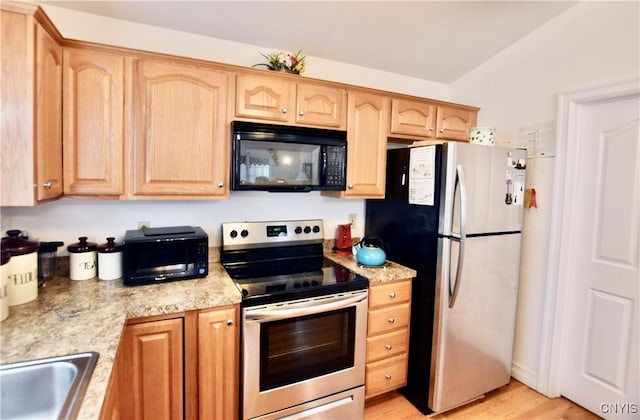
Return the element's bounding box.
[0,351,99,420]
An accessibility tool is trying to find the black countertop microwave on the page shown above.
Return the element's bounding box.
[231,121,347,192]
[122,226,208,286]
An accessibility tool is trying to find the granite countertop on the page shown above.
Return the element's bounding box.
[324,251,417,282]
[0,253,415,419]
[0,262,241,420]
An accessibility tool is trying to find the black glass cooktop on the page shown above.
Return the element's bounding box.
[234,259,368,307]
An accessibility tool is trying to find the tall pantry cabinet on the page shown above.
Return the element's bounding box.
[1,4,63,205]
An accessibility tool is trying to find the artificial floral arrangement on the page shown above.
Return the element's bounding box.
[254,49,306,74]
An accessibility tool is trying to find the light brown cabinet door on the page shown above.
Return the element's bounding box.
[390,98,436,138]
[198,306,239,420]
[235,73,293,123]
[435,105,477,141]
[339,91,389,198]
[35,23,63,201]
[120,318,184,420]
[63,48,124,195]
[132,58,230,197]
[295,83,346,128]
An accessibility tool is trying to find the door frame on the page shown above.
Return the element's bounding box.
[537,79,640,397]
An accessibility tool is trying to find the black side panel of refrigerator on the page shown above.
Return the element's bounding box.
[365,145,442,414]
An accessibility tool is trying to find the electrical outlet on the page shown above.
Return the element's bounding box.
[348,213,357,229]
[138,221,150,229]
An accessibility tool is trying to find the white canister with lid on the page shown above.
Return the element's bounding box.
[98,237,122,281]
[1,230,39,306]
[1,250,11,321]
[68,237,97,281]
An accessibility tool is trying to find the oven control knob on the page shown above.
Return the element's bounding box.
[303,281,310,287]
[304,226,311,234]
[313,225,320,233]
[311,280,319,286]
[295,226,302,234]
[230,230,238,238]
[241,229,249,238]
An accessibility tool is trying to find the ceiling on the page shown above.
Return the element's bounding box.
[42,1,577,83]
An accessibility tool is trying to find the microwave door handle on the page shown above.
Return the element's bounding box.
[320,146,328,184]
[245,292,367,322]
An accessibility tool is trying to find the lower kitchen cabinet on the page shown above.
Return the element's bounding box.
[198,306,240,420]
[365,279,412,399]
[102,305,239,420]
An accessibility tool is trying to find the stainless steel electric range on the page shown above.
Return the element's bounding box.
[221,219,368,420]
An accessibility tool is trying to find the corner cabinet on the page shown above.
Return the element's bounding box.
[390,98,478,142]
[365,279,412,399]
[1,6,63,206]
[103,305,240,420]
[324,91,389,199]
[130,58,231,198]
[63,47,125,196]
[235,73,346,129]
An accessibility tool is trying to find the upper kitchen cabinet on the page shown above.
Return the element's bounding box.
[1,5,63,206]
[324,91,389,199]
[390,98,478,142]
[63,47,125,196]
[130,58,231,198]
[235,72,347,129]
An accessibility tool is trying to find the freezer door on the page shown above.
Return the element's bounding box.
[429,233,521,413]
[439,143,526,236]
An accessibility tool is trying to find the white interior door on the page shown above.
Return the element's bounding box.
[557,89,639,418]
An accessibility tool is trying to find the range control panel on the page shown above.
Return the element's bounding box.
[221,219,324,249]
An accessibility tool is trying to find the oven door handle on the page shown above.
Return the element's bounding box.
[244,292,367,322]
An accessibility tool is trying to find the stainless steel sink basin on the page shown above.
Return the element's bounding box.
[0,352,99,420]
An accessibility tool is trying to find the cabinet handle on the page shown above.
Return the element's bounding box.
[43,181,52,189]
[217,182,224,188]
[386,344,392,350]
[227,320,234,326]
[348,184,354,189]
[439,128,445,133]
[299,110,305,116]
[389,292,396,299]
[428,127,434,132]
[385,373,392,380]
[282,107,288,114]
[387,317,395,324]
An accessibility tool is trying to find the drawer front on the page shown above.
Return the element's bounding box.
[365,354,408,398]
[366,328,408,363]
[367,303,410,335]
[369,280,412,308]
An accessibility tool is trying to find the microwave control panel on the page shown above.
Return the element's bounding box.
[325,146,346,187]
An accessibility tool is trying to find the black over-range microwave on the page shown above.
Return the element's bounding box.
[122,226,208,286]
[231,121,347,192]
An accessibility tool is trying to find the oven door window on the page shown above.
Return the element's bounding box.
[259,307,356,391]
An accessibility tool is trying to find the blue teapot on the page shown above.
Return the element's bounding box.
[353,236,386,266]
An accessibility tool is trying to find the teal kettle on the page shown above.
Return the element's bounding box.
[353,236,386,266]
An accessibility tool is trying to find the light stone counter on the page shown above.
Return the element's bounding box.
[324,251,417,283]
[0,262,241,420]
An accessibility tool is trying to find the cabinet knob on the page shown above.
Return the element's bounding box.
[385,373,392,380]
[299,110,305,116]
[389,292,396,299]
[387,317,395,324]
[43,181,52,189]
[428,127,434,132]
[385,344,393,350]
[217,182,224,188]
[348,184,354,189]
[439,128,445,133]
[282,107,288,114]
[227,320,234,326]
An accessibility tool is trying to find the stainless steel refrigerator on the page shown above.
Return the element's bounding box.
[365,142,527,414]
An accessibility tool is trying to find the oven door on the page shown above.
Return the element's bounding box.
[242,290,368,420]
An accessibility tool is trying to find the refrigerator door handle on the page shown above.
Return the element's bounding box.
[449,164,467,308]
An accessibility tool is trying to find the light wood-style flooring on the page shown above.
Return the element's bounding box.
[364,379,601,420]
